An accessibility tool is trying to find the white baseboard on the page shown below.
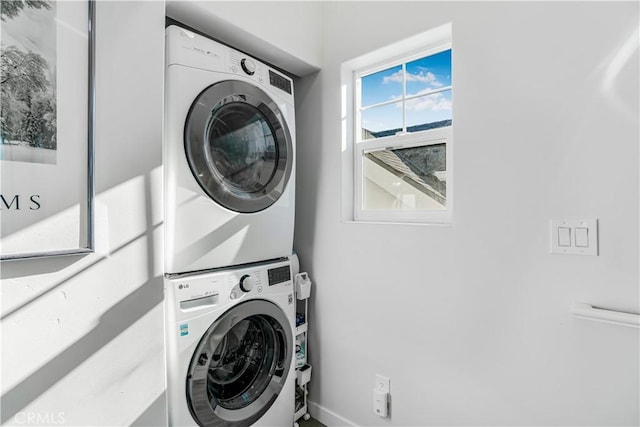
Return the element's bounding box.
[307,401,358,427]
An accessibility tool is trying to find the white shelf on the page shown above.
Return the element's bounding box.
[294,272,311,425]
[297,364,312,386]
[296,323,308,335]
[295,406,307,421]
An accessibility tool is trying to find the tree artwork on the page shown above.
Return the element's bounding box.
[0,0,51,21]
[0,0,56,153]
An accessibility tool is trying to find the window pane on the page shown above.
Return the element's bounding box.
[363,143,446,210]
[360,102,402,140]
[406,89,452,132]
[406,49,451,97]
[361,65,402,108]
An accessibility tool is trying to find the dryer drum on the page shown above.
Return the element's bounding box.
[185,80,293,214]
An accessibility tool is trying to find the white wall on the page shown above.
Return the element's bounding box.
[294,2,639,426]
[1,2,166,426]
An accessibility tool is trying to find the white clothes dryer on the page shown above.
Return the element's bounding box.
[164,258,296,427]
[164,26,296,274]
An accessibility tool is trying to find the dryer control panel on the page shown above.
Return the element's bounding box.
[228,51,293,96]
[166,25,294,107]
[268,70,292,94]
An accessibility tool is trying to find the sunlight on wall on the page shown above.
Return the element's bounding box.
[1,204,84,256]
[97,166,163,277]
[600,27,639,125]
[25,303,165,426]
[170,194,252,270]
[1,168,164,426]
[341,84,348,152]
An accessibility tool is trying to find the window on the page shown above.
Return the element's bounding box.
[358,49,452,141]
[341,24,453,224]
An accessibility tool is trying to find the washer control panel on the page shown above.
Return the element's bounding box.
[239,274,255,292]
[169,259,293,307]
[228,263,292,299]
[240,58,256,75]
[230,270,263,299]
[267,265,291,286]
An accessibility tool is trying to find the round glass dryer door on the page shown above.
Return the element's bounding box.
[186,300,293,427]
[185,80,293,213]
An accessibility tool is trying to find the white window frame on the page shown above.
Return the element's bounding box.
[341,23,453,224]
[354,127,452,223]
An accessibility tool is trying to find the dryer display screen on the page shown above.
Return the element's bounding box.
[268,266,291,286]
[269,70,292,94]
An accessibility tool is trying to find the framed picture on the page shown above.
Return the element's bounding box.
[0,0,95,260]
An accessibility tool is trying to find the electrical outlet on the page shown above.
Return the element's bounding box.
[375,374,390,393]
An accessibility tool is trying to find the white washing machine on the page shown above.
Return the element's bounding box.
[164,25,296,274]
[164,258,297,427]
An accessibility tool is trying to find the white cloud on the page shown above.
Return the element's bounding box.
[382,70,404,84]
[408,71,443,87]
[383,70,443,88]
[406,92,452,112]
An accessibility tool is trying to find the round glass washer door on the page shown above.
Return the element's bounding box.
[186,300,293,427]
[185,80,293,213]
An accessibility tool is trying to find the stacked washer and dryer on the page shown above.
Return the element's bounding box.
[163,25,298,427]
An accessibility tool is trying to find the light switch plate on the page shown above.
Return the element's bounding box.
[550,219,598,256]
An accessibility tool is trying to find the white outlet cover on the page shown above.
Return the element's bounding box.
[375,374,390,393]
[550,218,598,256]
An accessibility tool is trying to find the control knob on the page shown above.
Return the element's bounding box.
[239,275,255,292]
[241,58,256,76]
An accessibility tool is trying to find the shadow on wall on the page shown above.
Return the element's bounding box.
[0,222,160,321]
[131,391,167,427]
[292,71,325,413]
[0,275,163,424]
[1,255,89,281]
[293,70,323,270]
[1,170,165,426]
[173,212,252,270]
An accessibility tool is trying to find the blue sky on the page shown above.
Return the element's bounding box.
[361,49,452,133]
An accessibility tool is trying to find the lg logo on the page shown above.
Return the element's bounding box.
[178,283,190,290]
